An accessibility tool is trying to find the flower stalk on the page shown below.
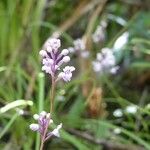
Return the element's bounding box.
[50,76,56,114]
[30,38,75,150]
[40,123,48,150]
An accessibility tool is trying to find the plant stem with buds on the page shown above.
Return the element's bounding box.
[40,77,56,150]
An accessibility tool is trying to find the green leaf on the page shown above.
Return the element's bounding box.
[61,129,90,150]
[131,62,150,68]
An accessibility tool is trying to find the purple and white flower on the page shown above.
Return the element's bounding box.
[39,38,75,82]
[51,123,62,137]
[92,21,107,43]
[30,124,40,131]
[58,66,75,82]
[68,38,90,59]
[92,48,119,74]
[92,26,105,43]
[73,39,85,51]
[29,111,62,140]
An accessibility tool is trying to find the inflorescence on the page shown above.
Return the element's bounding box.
[39,38,75,82]
[68,38,90,58]
[30,111,62,140]
[92,48,119,74]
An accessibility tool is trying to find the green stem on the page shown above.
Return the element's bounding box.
[50,76,56,114]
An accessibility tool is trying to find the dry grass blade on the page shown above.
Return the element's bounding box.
[52,0,104,38]
[79,0,107,117]
[84,0,108,50]
[68,128,145,150]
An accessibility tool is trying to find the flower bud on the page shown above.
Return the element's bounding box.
[47,46,52,52]
[61,49,69,55]
[39,50,47,57]
[33,114,39,120]
[40,111,47,117]
[46,113,51,119]
[58,72,64,79]
[29,124,39,131]
[51,123,62,137]
[62,56,70,63]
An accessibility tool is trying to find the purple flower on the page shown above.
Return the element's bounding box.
[92,48,119,74]
[29,111,62,139]
[30,124,39,131]
[100,48,116,67]
[92,61,102,72]
[110,66,119,74]
[73,39,85,51]
[68,47,76,54]
[92,26,105,43]
[58,66,75,82]
[68,38,90,59]
[39,38,75,82]
[51,123,62,137]
[92,21,107,43]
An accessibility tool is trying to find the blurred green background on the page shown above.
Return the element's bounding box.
[0,0,150,150]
